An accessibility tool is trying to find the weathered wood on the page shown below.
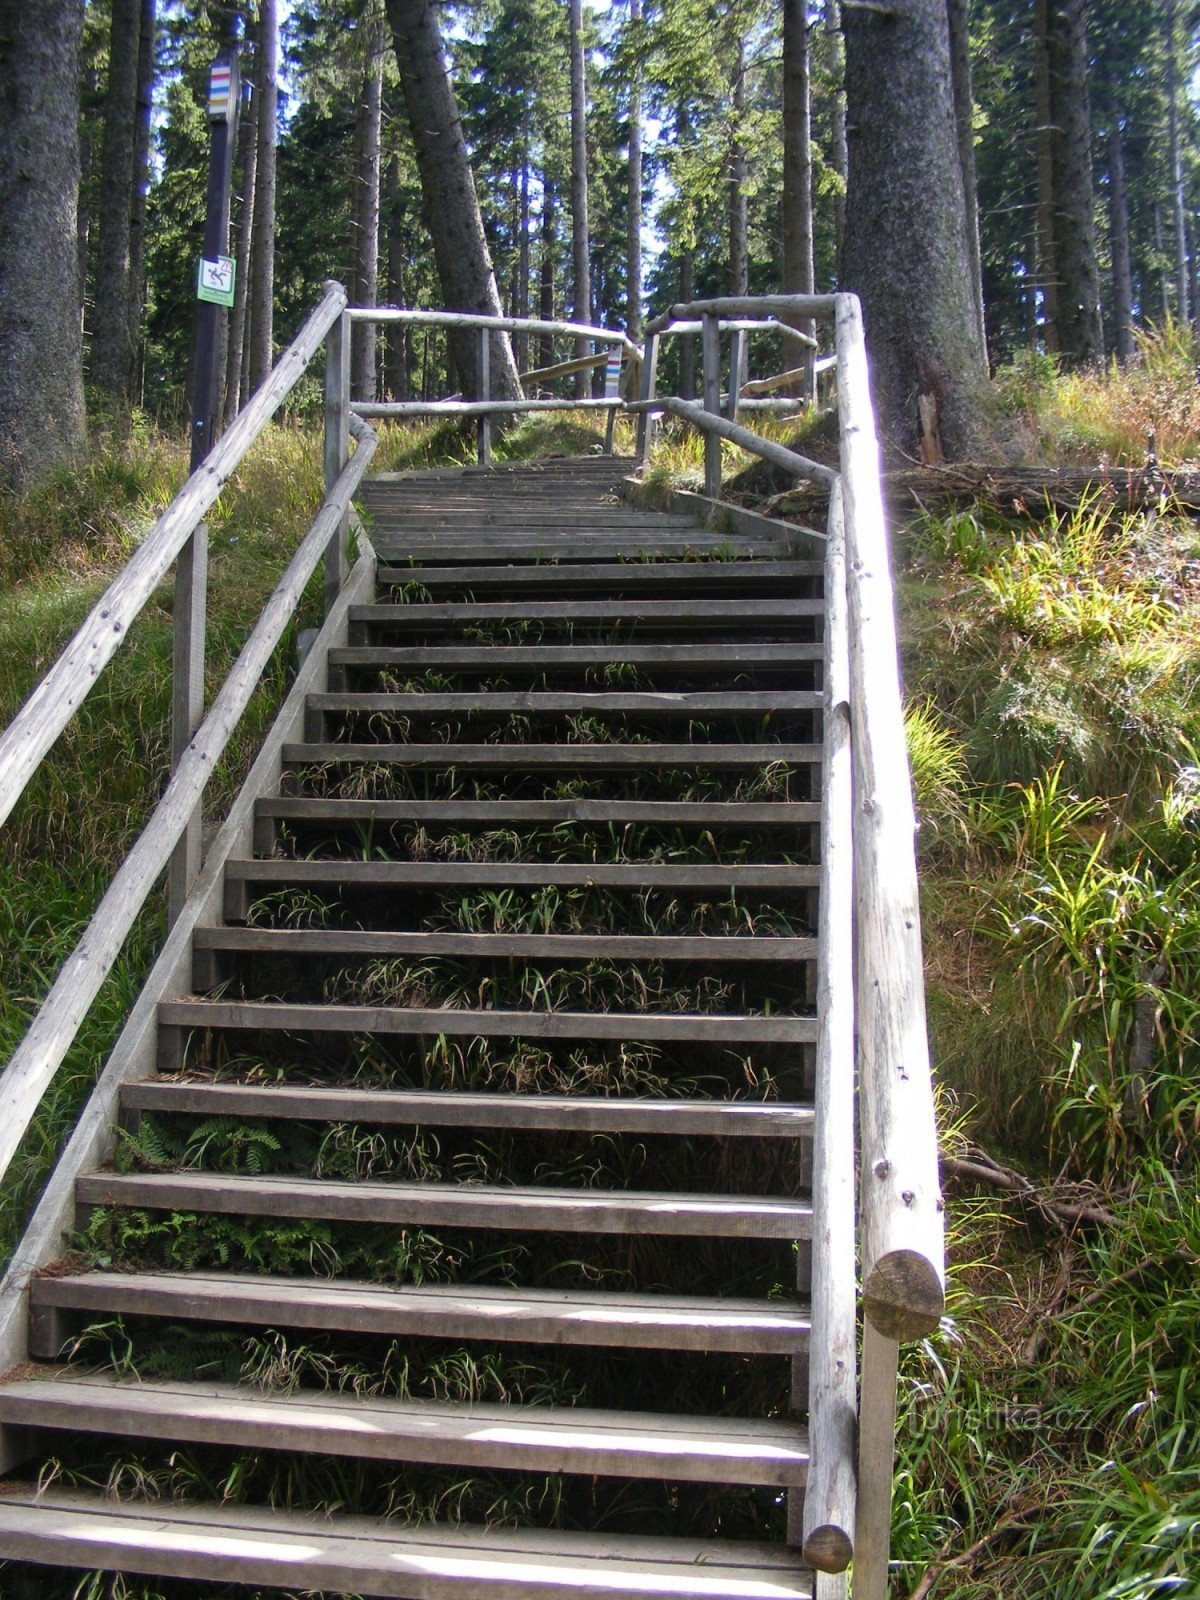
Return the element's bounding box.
[645,294,837,337]
[284,740,820,770]
[801,482,857,1574]
[727,328,745,423]
[702,314,723,500]
[167,520,208,927]
[122,1081,815,1138]
[631,398,838,487]
[76,1170,816,1239]
[354,398,622,419]
[835,292,944,1340]
[307,690,822,718]
[31,1271,812,1355]
[327,642,823,673]
[520,350,610,384]
[323,306,351,614]
[476,324,492,467]
[0,549,376,1381]
[350,598,822,626]
[636,329,660,466]
[854,1323,900,1600]
[348,305,640,360]
[0,1377,811,1486]
[375,560,824,591]
[0,1490,817,1600]
[0,280,348,834]
[158,999,819,1045]
[372,540,782,562]
[0,429,376,1192]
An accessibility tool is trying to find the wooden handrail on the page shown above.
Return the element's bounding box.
[0,421,376,1191]
[347,306,641,362]
[627,396,837,486]
[0,280,348,834]
[644,293,837,338]
[834,290,945,1340]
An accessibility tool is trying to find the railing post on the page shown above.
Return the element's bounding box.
[323,300,351,616]
[701,313,722,499]
[477,327,492,466]
[855,1324,900,1600]
[168,521,208,927]
[727,327,745,423]
[635,332,659,468]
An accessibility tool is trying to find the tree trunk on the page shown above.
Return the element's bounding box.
[842,0,992,461]
[124,0,157,408]
[569,0,592,395]
[679,248,696,399]
[1033,0,1060,351]
[728,36,749,298]
[386,0,521,400]
[825,0,848,263]
[352,15,385,402]
[90,0,142,399]
[1164,0,1190,324]
[946,0,986,355]
[517,123,531,372]
[539,176,556,370]
[250,0,278,390]
[1107,115,1135,363]
[224,25,258,426]
[1045,0,1103,364]
[626,0,643,340]
[384,157,410,400]
[782,0,815,386]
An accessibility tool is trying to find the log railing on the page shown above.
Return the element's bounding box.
[0,279,374,1196]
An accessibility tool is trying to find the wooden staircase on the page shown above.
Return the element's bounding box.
[0,458,845,1597]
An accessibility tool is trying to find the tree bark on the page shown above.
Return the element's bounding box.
[1033,0,1060,351]
[626,0,643,340]
[825,0,848,263]
[124,0,156,408]
[539,176,556,370]
[1164,0,1190,324]
[0,0,86,487]
[517,119,531,372]
[250,0,278,390]
[728,35,749,298]
[352,13,385,402]
[1044,0,1103,364]
[946,0,986,355]
[224,23,258,426]
[1107,114,1135,363]
[569,0,592,395]
[782,0,816,387]
[384,156,410,400]
[842,0,992,461]
[386,0,521,400]
[90,0,142,399]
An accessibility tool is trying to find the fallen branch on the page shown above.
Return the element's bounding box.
[941,1149,1117,1229]
[905,1496,1043,1600]
[1022,1246,1200,1363]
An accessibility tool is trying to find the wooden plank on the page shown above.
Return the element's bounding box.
[0,1490,815,1599]
[0,1378,810,1486]
[252,797,821,828]
[157,1000,818,1045]
[328,643,821,669]
[195,928,819,962]
[836,292,944,1341]
[121,1082,817,1139]
[224,861,820,890]
[853,1324,899,1600]
[0,428,378,1196]
[640,398,838,488]
[371,539,779,560]
[0,281,348,835]
[30,1271,812,1355]
[374,560,823,589]
[306,690,822,716]
[349,599,822,625]
[75,1171,815,1239]
[283,741,821,770]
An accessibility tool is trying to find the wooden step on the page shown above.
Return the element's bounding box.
[349,599,822,628]
[194,928,818,965]
[284,741,821,771]
[121,1081,816,1140]
[376,560,821,592]
[328,642,821,671]
[227,860,820,892]
[369,540,786,565]
[252,796,821,834]
[306,689,822,717]
[158,999,818,1046]
[0,1376,810,1487]
[75,1172,814,1239]
[29,1271,812,1355]
[0,1489,814,1599]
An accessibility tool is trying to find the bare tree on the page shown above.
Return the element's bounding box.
[569,0,592,395]
[352,8,386,401]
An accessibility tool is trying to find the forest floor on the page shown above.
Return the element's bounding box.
[0,344,1197,1597]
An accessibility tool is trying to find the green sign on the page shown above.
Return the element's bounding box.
[197,255,235,308]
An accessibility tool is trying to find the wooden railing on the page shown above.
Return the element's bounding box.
[0,279,375,1194]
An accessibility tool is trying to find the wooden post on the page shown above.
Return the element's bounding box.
[855,1323,900,1600]
[635,331,659,468]
[189,49,240,472]
[727,327,745,422]
[701,313,722,499]
[323,300,350,616]
[477,327,492,467]
[168,521,208,927]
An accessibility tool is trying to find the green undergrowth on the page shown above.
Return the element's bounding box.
[0,418,329,1267]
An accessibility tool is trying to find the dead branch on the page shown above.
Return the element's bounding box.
[941,1149,1117,1229]
[905,1496,1043,1600]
